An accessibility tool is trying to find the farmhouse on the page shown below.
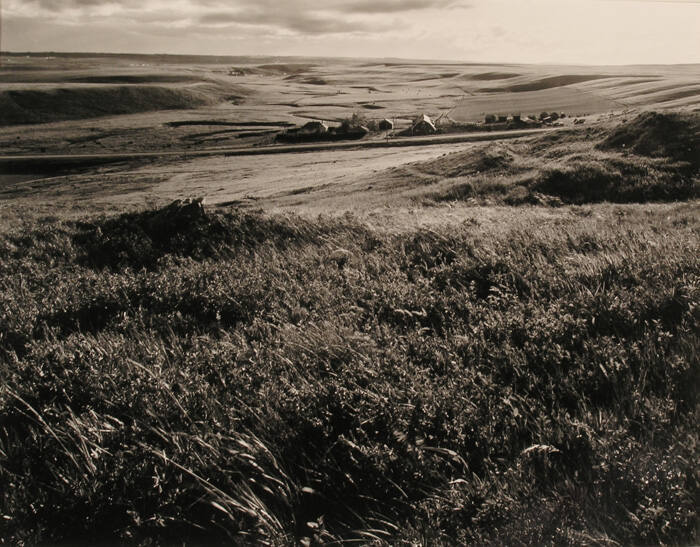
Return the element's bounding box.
[410,114,437,135]
[298,121,328,135]
[378,118,394,130]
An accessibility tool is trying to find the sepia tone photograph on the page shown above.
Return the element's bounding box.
[0,0,698,544]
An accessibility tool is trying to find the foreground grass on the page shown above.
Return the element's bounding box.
[0,201,698,545]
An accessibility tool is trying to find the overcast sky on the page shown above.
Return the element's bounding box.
[3,0,700,64]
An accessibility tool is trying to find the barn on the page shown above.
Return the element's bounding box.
[298,121,328,135]
[410,114,437,135]
[378,118,394,131]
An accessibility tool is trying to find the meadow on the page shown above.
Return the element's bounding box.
[0,109,698,544]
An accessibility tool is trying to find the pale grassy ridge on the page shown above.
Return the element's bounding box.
[0,202,697,545]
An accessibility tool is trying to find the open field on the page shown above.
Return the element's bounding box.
[1,53,698,157]
[2,111,696,218]
[0,52,698,545]
[448,86,622,121]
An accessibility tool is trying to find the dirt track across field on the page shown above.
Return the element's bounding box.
[0,127,552,175]
[0,140,483,213]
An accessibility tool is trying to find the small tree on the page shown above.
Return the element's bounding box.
[340,112,367,132]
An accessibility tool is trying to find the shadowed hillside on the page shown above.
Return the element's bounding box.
[482,74,619,93]
[598,110,700,167]
[410,111,699,205]
[0,86,217,126]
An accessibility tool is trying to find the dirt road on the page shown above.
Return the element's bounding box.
[0,128,552,174]
[0,128,555,215]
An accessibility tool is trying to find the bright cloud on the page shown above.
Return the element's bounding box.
[2,0,699,64]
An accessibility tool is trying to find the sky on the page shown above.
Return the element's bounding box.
[2,0,700,65]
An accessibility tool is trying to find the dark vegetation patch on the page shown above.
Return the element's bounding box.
[598,111,700,168]
[258,63,317,75]
[0,86,214,126]
[592,78,661,89]
[302,77,328,85]
[235,130,279,138]
[0,201,697,545]
[467,72,520,80]
[412,72,461,81]
[425,111,699,205]
[66,74,202,84]
[616,82,697,99]
[165,120,294,128]
[655,88,700,104]
[349,85,383,92]
[527,156,692,204]
[483,74,617,93]
[70,199,370,270]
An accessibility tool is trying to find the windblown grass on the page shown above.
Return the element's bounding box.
[420,112,699,206]
[1,201,697,545]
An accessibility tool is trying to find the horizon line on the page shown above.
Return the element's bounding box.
[2,50,700,68]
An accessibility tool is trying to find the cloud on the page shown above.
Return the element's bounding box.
[6,0,696,63]
[194,0,469,35]
[6,0,469,36]
[337,0,467,14]
[199,10,385,35]
[22,0,140,11]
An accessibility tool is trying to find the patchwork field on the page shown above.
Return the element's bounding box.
[1,53,698,157]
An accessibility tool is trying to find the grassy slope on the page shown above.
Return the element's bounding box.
[410,112,699,206]
[0,86,215,126]
[0,197,698,544]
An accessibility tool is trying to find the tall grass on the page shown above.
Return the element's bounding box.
[420,112,699,206]
[0,202,698,544]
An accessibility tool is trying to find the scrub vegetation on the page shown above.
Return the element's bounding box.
[419,112,699,206]
[1,192,697,544]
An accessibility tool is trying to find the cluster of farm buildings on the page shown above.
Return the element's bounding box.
[278,109,582,144]
[280,114,437,142]
[484,111,571,125]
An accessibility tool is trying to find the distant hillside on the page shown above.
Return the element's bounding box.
[0,86,215,126]
[481,74,619,93]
